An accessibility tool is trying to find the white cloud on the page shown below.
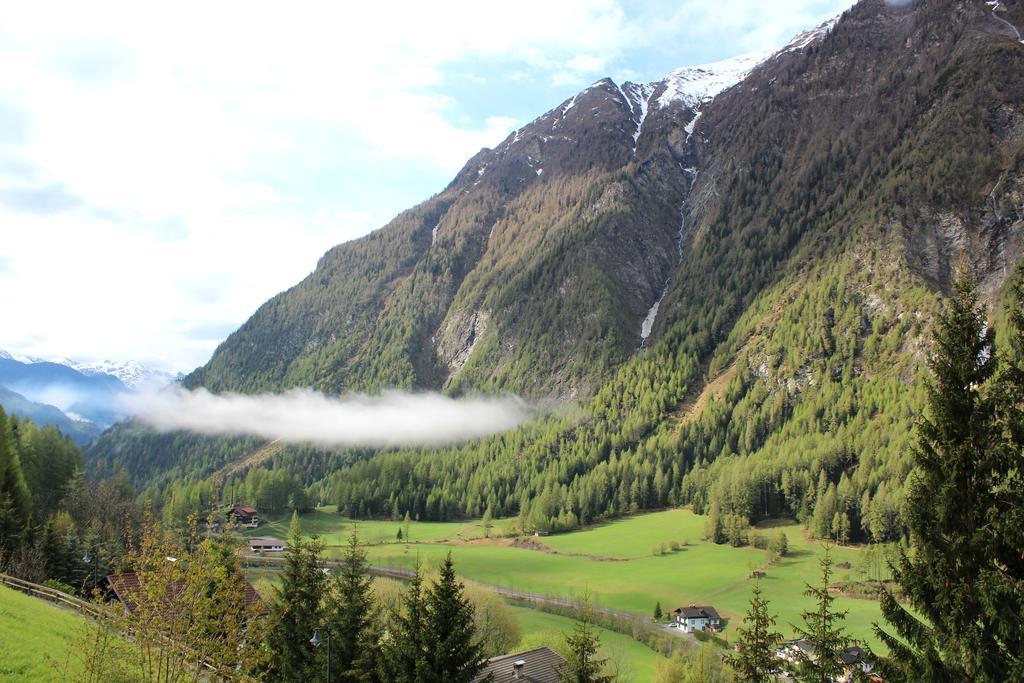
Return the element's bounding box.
[127,386,531,447]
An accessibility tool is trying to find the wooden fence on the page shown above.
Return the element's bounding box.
[0,572,100,617]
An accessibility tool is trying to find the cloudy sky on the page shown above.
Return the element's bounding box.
[0,0,852,374]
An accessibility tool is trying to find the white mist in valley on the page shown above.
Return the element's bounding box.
[124,386,532,447]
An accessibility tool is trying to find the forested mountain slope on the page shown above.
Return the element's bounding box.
[88,0,1024,538]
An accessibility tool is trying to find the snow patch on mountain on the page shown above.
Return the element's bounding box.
[784,16,840,52]
[657,51,772,110]
[616,82,655,155]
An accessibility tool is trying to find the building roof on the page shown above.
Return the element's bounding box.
[231,506,258,515]
[674,605,721,620]
[471,646,565,683]
[784,638,817,655]
[247,537,287,547]
[840,645,867,665]
[105,572,263,616]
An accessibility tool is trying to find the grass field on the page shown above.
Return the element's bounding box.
[305,509,888,649]
[0,585,84,681]
[510,606,665,682]
[240,505,513,546]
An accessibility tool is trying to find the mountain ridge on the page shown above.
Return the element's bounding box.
[87,0,1024,540]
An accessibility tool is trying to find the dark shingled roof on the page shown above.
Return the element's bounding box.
[674,605,721,620]
[471,646,566,683]
[105,572,263,615]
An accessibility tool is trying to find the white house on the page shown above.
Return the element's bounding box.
[248,537,287,553]
[672,605,722,633]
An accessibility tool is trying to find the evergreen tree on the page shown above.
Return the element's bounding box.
[558,606,613,683]
[653,601,663,620]
[423,552,485,683]
[266,512,327,682]
[0,408,31,559]
[732,583,782,682]
[984,270,1024,677]
[792,550,850,683]
[482,505,493,539]
[382,564,428,683]
[326,527,379,682]
[876,271,1024,681]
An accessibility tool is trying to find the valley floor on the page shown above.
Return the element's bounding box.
[248,507,888,651]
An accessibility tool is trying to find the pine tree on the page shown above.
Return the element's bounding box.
[875,271,1023,681]
[423,552,485,682]
[326,527,379,682]
[0,408,31,559]
[558,606,613,683]
[984,270,1024,677]
[732,583,782,682]
[266,512,327,682]
[792,550,850,683]
[482,505,493,539]
[653,601,663,621]
[382,564,428,683]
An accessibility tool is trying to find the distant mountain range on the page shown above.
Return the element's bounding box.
[0,384,103,445]
[0,350,183,443]
[0,350,183,389]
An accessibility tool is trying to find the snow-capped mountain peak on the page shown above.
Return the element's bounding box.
[0,349,49,365]
[0,349,182,389]
[656,50,773,110]
[67,359,182,389]
[653,13,839,111]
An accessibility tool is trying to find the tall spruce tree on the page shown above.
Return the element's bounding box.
[985,271,1024,678]
[423,552,485,683]
[382,564,428,683]
[326,527,379,682]
[792,550,850,683]
[732,582,782,682]
[558,605,613,683]
[875,271,1023,681]
[0,408,31,559]
[266,512,327,682]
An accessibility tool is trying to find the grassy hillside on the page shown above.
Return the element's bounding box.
[511,606,665,682]
[0,585,84,681]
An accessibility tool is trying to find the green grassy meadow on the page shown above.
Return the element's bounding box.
[510,606,664,682]
[0,585,85,682]
[241,505,510,546]
[287,507,886,649]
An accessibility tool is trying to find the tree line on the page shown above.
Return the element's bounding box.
[724,270,1024,682]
